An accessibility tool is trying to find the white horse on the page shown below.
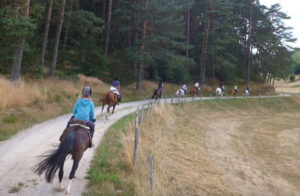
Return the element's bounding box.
[245,89,250,96]
[176,89,186,97]
[216,87,223,97]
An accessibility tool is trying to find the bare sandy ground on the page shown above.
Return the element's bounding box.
[0,100,148,196]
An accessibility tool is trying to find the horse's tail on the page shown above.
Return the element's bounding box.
[35,128,76,183]
[100,92,109,102]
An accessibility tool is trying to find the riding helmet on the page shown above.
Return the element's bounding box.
[82,86,92,97]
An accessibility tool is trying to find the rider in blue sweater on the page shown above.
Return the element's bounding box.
[66,86,95,148]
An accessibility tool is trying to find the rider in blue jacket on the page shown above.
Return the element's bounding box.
[66,86,95,148]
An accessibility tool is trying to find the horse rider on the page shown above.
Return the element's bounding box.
[64,86,95,148]
[110,77,121,103]
[246,86,251,94]
[219,82,225,92]
[234,85,238,93]
[158,80,164,97]
[181,83,187,95]
[194,82,200,94]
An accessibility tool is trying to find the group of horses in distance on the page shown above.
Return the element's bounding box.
[35,84,250,195]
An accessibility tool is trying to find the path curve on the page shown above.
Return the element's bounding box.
[0,95,290,196]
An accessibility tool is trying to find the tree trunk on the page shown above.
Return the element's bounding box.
[211,51,215,79]
[104,0,113,56]
[136,0,148,91]
[186,10,190,58]
[50,0,66,78]
[39,0,53,78]
[200,8,210,85]
[10,0,30,83]
[62,0,74,58]
[211,12,215,79]
[246,0,253,85]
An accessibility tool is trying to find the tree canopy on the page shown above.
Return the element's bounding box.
[0,0,296,86]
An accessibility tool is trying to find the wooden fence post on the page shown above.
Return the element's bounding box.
[148,155,153,196]
[145,102,150,119]
[140,105,145,124]
[133,107,139,167]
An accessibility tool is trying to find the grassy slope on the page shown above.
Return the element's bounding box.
[0,74,275,141]
[85,96,300,195]
[0,76,181,141]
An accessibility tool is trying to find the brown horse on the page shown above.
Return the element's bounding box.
[100,91,118,116]
[151,88,162,100]
[189,87,199,95]
[228,89,238,96]
[35,124,90,195]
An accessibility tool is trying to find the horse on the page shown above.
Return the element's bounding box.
[245,89,250,96]
[176,89,186,97]
[189,87,199,96]
[35,124,90,195]
[216,87,223,97]
[151,88,162,100]
[100,91,118,118]
[228,89,238,96]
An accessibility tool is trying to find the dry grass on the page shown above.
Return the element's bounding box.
[274,75,300,94]
[0,74,109,110]
[118,97,300,195]
[0,74,110,140]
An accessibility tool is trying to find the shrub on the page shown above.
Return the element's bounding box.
[290,74,295,82]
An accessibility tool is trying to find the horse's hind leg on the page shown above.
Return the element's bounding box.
[112,105,116,114]
[57,159,66,191]
[101,104,105,115]
[106,105,111,119]
[66,159,80,195]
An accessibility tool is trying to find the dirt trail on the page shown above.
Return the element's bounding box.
[0,100,147,196]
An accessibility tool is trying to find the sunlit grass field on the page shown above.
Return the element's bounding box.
[86,97,300,196]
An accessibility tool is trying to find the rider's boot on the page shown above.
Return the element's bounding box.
[89,129,94,148]
[117,95,121,105]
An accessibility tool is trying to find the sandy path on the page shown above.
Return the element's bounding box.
[0,95,288,196]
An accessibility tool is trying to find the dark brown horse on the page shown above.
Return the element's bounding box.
[151,88,162,100]
[189,87,199,95]
[35,125,90,195]
[100,91,118,116]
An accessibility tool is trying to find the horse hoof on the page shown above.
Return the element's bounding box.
[105,116,109,120]
[56,185,64,192]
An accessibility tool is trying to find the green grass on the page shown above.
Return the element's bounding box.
[8,182,24,193]
[3,115,18,123]
[85,113,135,196]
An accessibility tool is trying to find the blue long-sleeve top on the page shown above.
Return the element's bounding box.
[73,98,95,121]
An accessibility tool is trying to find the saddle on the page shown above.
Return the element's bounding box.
[59,120,92,146]
[69,119,90,129]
